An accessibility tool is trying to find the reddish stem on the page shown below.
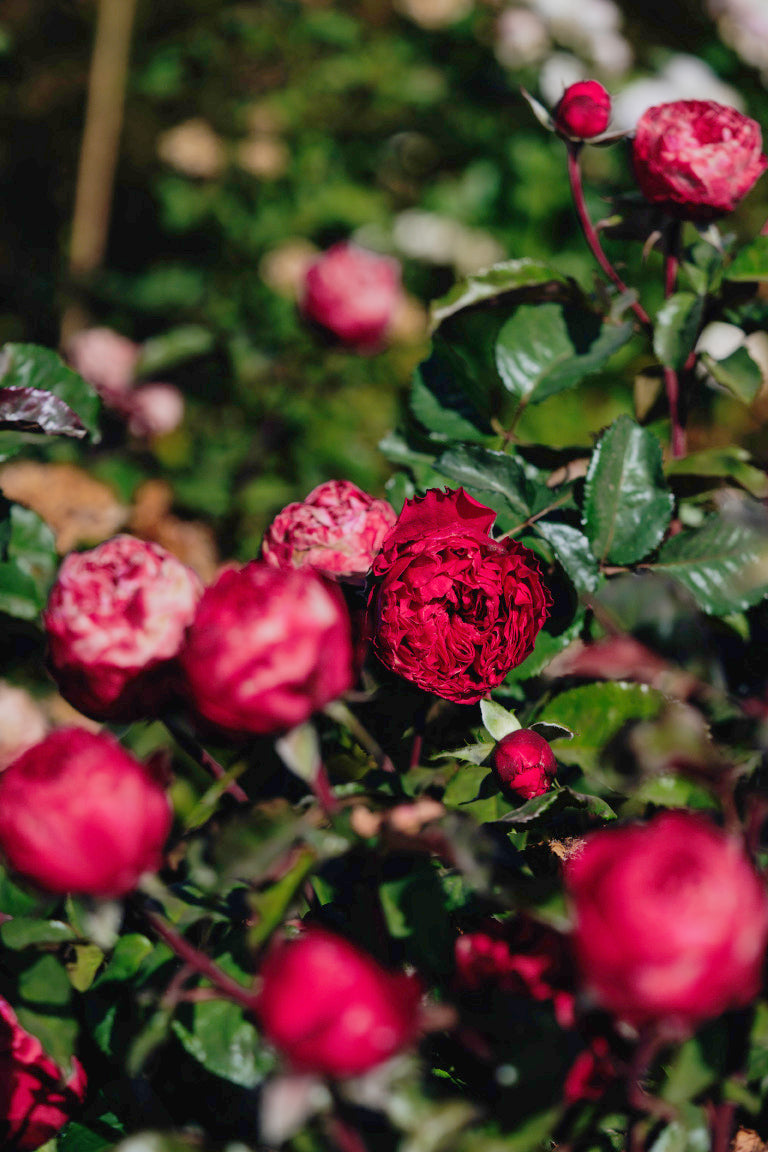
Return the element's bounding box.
[164,716,249,804]
[313,761,340,817]
[663,228,687,459]
[144,909,257,1013]
[566,144,652,330]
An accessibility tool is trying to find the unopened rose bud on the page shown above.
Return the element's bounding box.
[491,728,557,799]
[554,80,611,140]
[302,242,402,348]
[262,480,397,582]
[44,535,202,722]
[0,995,87,1149]
[256,927,422,1076]
[180,562,354,736]
[0,728,172,897]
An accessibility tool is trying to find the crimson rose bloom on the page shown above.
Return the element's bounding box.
[181,562,353,735]
[633,100,768,220]
[554,80,611,140]
[0,728,172,897]
[566,811,768,1030]
[0,996,87,1151]
[262,479,397,581]
[369,488,550,703]
[302,242,402,347]
[257,927,422,1076]
[492,729,557,799]
[44,535,201,721]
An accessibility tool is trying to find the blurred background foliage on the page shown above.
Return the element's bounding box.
[1,0,768,566]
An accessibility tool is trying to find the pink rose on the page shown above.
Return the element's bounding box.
[632,100,768,220]
[44,535,202,722]
[127,383,185,438]
[302,242,402,347]
[0,728,172,896]
[180,561,353,735]
[257,927,422,1076]
[566,811,768,1030]
[262,479,397,581]
[368,488,551,704]
[0,996,87,1150]
[491,729,557,799]
[65,326,139,399]
[554,80,611,140]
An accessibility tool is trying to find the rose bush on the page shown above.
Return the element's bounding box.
[181,561,353,735]
[491,728,557,799]
[262,479,397,581]
[256,927,423,1076]
[566,811,768,1030]
[0,996,87,1150]
[44,534,201,721]
[0,727,172,897]
[368,488,550,703]
[554,80,611,140]
[302,242,402,347]
[632,100,768,219]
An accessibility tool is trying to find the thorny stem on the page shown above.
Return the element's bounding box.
[663,221,687,459]
[144,908,257,1013]
[566,144,652,330]
[163,715,249,804]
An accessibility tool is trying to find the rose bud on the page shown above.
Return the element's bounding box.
[633,100,768,220]
[44,535,202,722]
[566,811,768,1031]
[0,996,87,1150]
[262,479,397,582]
[256,927,422,1077]
[65,326,139,399]
[180,561,353,736]
[0,728,172,897]
[302,242,402,348]
[491,729,557,800]
[368,488,551,704]
[554,80,611,140]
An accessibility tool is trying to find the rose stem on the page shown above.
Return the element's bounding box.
[163,715,249,804]
[626,1028,677,1123]
[324,701,396,773]
[566,143,652,330]
[313,761,341,817]
[709,1098,736,1152]
[327,1113,370,1152]
[143,908,257,1013]
[663,220,687,459]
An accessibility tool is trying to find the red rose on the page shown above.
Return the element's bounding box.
[180,562,353,735]
[44,535,202,722]
[0,728,172,897]
[368,488,550,704]
[491,729,557,799]
[554,81,611,140]
[632,100,768,220]
[262,479,397,582]
[302,242,402,348]
[257,927,422,1077]
[566,811,768,1030]
[0,996,87,1150]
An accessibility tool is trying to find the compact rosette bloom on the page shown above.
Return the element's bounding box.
[180,561,354,735]
[368,488,551,703]
[491,728,557,799]
[566,811,768,1030]
[302,242,402,347]
[0,996,87,1150]
[256,927,422,1076]
[262,479,397,581]
[44,535,201,721]
[0,728,172,897]
[554,80,611,141]
[632,100,768,220]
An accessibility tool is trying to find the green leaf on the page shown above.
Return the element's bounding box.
[583,416,673,564]
[442,762,514,822]
[701,345,763,404]
[433,444,533,521]
[20,953,72,1006]
[665,446,768,498]
[647,1105,710,1152]
[536,682,665,774]
[726,234,768,281]
[16,1005,77,1072]
[66,944,105,993]
[172,998,273,1088]
[94,933,155,985]
[0,917,75,949]
[430,258,570,328]
[0,343,100,441]
[534,521,599,593]
[651,514,768,615]
[379,862,456,975]
[653,293,704,370]
[495,303,633,409]
[135,324,214,377]
[480,698,521,741]
[489,785,616,826]
[410,350,491,443]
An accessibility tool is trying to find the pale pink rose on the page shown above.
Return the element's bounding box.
[128,383,185,438]
[44,535,202,721]
[262,479,397,581]
[65,327,140,398]
[302,242,402,348]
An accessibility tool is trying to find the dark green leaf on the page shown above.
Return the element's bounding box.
[583,416,673,564]
[536,682,665,773]
[489,785,616,826]
[0,343,100,440]
[442,762,515,822]
[651,514,768,615]
[430,259,570,328]
[19,953,72,1006]
[410,349,491,443]
[726,234,768,281]
[701,345,763,404]
[93,934,155,985]
[172,999,273,1088]
[535,521,599,593]
[653,293,704,370]
[433,445,532,520]
[379,862,456,975]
